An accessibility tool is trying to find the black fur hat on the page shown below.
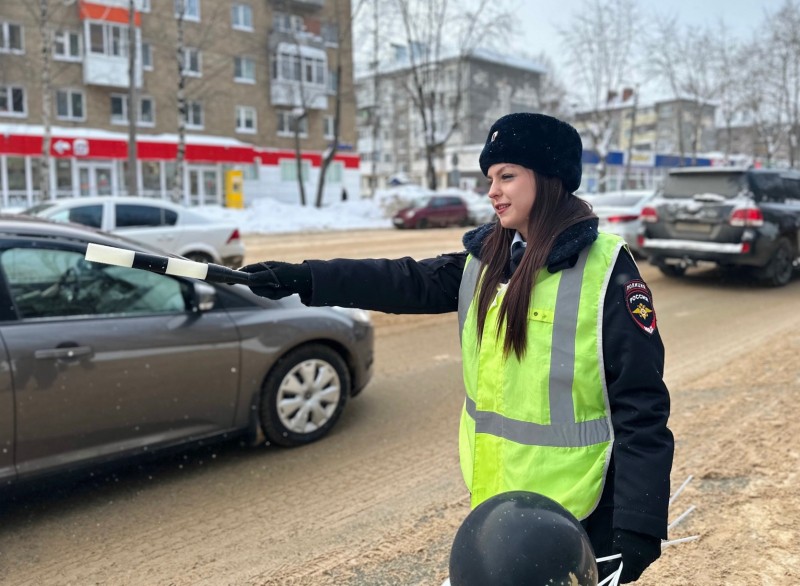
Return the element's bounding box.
[478,112,583,193]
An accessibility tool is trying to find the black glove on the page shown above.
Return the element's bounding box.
[238,261,312,300]
[612,529,662,583]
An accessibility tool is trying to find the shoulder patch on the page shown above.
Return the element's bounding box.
[623,279,657,335]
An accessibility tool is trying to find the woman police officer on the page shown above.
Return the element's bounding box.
[239,112,674,583]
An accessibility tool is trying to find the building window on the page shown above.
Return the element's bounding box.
[235,106,257,133]
[324,115,335,139]
[174,0,200,21]
[184,100,203,128]
[231,4,253,31]
[89,23,128,57]
[182,47,201,76]
[273,13,304,33]
[110,95,155,125]
[277,111,308,137]
[271,50,326,86]
[327,69,338,94]
[53,30,81,60]
[141,42,153,70]
[234,56,255,83]
[138,0,151,12]
[0,22,24,54]
[0,86,26,117]
[321,23,339,46]
[55,89,85,121]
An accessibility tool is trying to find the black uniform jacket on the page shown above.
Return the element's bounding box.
[304,219,674,542]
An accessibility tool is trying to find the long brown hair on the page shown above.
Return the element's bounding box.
[474,171,595,360]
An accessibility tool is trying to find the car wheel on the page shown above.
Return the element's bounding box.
[760,238,794,287]
[185,251,214,264]
[658,265,686,278]
[259,344,350,447]
[417,218,429,229]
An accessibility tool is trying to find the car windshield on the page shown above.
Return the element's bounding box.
[21,203,56,215]
[411,197,432,208]
[661,172,746,199]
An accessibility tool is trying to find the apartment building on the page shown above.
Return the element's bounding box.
[572,91,717,192]
[355,48,546,194]
[0,0,358,208]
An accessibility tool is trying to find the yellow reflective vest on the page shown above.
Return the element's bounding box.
[457,233,626,519]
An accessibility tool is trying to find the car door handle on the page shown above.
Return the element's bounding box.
[35,346,93,360]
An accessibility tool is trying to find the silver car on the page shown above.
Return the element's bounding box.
[580,190,655,256]
[0,216,373,484]
[23,196,245,268]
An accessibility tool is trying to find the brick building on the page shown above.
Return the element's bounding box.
[0,0,358,208]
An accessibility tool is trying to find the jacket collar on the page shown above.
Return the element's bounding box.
[462,218,599,273]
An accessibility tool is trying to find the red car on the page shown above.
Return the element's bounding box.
[392,195,469,229]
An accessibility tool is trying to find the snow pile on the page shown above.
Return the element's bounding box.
[196,197,393,235]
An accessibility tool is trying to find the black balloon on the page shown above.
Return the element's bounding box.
[449,491,598,586]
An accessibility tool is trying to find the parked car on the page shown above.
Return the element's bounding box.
[0,215,374,485]
[392,195,469,229]
[639,167,800,286]
[580,190,654,256]
[22,196,245,268]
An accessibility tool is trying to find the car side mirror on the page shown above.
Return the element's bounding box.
[192,281,217,312]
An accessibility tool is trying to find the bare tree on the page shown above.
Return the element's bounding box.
[313,0,366,208]
[126,0,138,196]
[679,25,721,164]
[740,39,789,166]
[392,0,510,190]
[560,0,638,192]
[766,0,800,167]
[644,14,687,163]
[173,0,188,203]
[712,21,746,162]
[38,0,53,202]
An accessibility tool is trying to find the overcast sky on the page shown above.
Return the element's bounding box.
[513,0,785,100]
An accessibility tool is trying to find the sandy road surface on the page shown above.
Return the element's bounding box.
[0,227,798,585]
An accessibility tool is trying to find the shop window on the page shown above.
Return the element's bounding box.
[280,159,309,182]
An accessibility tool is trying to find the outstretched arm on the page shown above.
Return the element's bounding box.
[242,253,467,314]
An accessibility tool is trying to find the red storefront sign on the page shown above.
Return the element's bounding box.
[0,133,361,168]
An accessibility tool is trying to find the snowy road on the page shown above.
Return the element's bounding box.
[0,227,798,585]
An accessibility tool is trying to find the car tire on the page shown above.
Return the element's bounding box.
[417,218,429,229]
[760,238,794,287]
[658,265,687,278]
[259,344,350,448]
[185,251,214,264]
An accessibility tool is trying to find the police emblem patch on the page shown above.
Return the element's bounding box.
[623,279,657,335]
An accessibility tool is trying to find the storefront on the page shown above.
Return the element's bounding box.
[0,125,362,209]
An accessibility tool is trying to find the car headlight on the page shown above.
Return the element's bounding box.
[331,306,372,324]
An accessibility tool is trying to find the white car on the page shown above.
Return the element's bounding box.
[579,190,655,256]
[23,196,245,268]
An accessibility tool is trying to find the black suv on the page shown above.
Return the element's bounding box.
[639,167,800,286]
